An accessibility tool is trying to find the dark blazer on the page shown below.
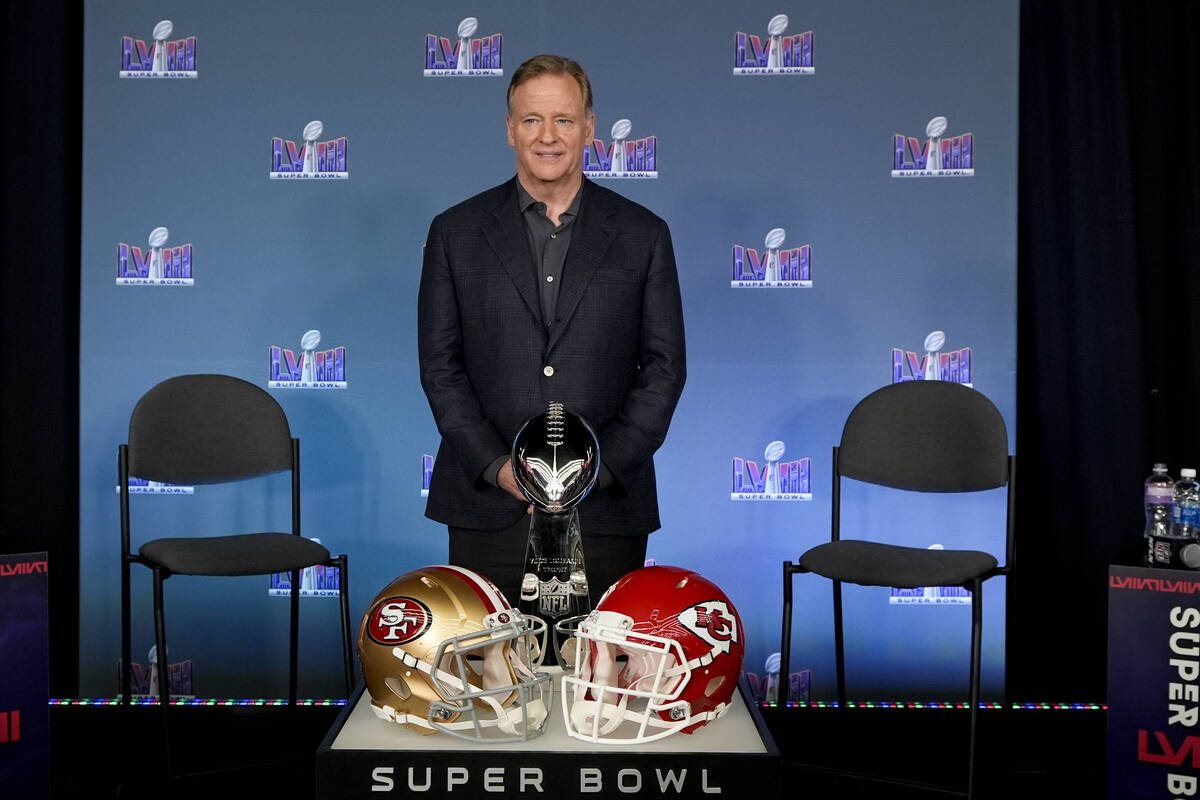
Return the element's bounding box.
[418,177,686,537]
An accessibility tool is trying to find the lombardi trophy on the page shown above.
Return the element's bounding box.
[511,402,598,668]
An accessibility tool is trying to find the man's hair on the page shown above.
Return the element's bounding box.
[507,54,593,114]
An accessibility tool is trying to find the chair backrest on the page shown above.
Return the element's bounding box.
[127,374,293,485]
[837,381,1009,492]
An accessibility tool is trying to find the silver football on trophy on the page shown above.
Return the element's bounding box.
[512,403,599,513]
[303,120,324,142]
[153,20,174,41]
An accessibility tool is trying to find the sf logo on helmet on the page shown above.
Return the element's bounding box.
[366,596,433,645]
[679,601,739,653]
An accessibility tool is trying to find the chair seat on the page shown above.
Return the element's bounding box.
[798,539,998,589]
[139,533,331,576]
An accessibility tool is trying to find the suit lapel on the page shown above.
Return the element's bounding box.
[549,180,617,351]
[481,179,543,326]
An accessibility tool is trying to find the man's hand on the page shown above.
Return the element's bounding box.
[497,457,534,514]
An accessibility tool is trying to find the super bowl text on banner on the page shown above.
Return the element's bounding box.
[270,121,348,180]
[892,330,972,386]
[731,441,811,501]
[583,119,657,179]
[731,228,811,288]
[116,227,193,285]
[1107,565,1200,799]
[269,330,347,389]
[734,14,813,75]
[0,553,49,800]
[119,19,196,78]
[424,17,502,76]
[892,116,974,177]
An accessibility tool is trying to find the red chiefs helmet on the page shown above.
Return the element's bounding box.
[561,565,745,743]
[357,565,551,741]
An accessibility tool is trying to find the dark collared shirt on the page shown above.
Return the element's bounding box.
[484,180,610,493]
[516,181,582,327]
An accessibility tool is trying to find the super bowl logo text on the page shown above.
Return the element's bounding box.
[421,454,433,498]
[583,119,657,179]
[893,116,974,177]
[269,541,341,597]
[116,477,194,495]
[732,441,811,501]
[116,227,193,285]
[270,120,348,180]
[734,14,814,75]
[424,17,502,76]
[892,330,972,386]
[269,329,347,389]
[732,228,811,288]
[120,20,196,78]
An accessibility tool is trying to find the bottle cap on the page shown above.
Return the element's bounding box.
[1154,463,1169,472]
[1183,468,1197,478]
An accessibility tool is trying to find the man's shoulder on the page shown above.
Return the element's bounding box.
[434,179,516,224]
[583,179,666,229]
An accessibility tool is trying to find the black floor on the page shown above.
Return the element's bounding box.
[49,702,1106,798]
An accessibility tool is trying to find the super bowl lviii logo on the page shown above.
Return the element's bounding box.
[583,119,657,179]
[424,17,503,76]
[269,539,342,597]
[734,14,814,75]
[892,330,972,386]
[732,441,811,501]
[270,121,348,180]
[421,454,433,498]
[890,545,972,605]
[269,330,347,389]
[120,19,196,78]
[116,227,193,286]
[731,228,811,288]
[892,116,974,177]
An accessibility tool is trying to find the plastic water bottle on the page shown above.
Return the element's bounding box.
[1145,464,1174,538]
[1172,468,1200,540]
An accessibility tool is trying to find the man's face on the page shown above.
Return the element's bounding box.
[506,73,595,194]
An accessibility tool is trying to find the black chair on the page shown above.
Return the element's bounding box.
[780,380,1014,799]
[119,374,354,774]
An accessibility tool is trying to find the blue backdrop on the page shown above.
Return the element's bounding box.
[79,1,1019,700]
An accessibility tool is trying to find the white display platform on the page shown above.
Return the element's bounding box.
[317,675,779,798]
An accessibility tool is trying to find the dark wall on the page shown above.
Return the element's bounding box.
[5,0,1196,700]
[1,1,82,696]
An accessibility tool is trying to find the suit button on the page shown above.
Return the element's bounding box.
[543,366,554,377]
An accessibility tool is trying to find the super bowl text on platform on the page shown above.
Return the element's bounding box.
[424,17,503,76]
[120,20,196,78]
[1134,605,1200,793]
[368,765,726,794]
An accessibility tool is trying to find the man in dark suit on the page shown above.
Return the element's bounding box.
[417,54,686,605]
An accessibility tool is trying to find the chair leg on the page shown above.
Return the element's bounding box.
[833,579,846,703]
[152,567,171,779]
[780,562,795,706]
[289,568,300,706]
[967,578,983,800]
[121,558,132,705]
[335,555,354,698]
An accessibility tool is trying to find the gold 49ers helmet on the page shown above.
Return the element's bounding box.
[357,565,551,741]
